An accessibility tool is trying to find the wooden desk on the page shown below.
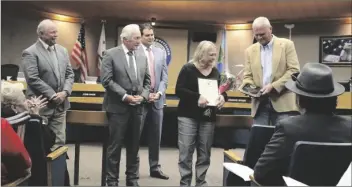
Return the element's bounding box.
[12,82,352,110]
[66,110,108,186]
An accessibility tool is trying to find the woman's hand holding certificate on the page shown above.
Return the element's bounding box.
[198,95,209,108]
[215,95,225,109]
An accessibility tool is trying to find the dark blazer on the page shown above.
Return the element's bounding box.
[253,113,352,186]
[22,41,74,115]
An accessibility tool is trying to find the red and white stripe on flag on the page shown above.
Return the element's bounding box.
[71,24,89,82]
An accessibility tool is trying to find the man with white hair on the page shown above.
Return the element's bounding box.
[240,16,300,126]
[101,24,151,186]
[22,19,74,149]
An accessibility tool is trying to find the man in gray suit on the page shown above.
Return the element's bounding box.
[22,19,74,150]
[137,23,169,180]
[101,24,151,186]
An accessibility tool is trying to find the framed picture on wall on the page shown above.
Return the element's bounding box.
[319,35,352,66]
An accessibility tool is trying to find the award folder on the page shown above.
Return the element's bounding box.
[198,78,219,106]
[239,83,262,98]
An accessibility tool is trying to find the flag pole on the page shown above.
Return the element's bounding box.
[223,25,228,73]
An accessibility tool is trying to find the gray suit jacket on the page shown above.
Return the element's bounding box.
[137,45,168,109]
[101,45,151,114]
[22,41,74,115]
[253,114,352,186]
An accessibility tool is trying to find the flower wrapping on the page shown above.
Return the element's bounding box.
[219,72,236,94]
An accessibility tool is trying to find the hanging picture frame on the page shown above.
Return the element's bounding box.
[319,35,352,66]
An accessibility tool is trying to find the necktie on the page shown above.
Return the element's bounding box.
[48,46,60,81]
[127,51,138,86]
[147,47,155,90]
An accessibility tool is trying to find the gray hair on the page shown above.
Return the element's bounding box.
[1,81,26,107]
[37,19,55,36]
[120,24,140,41]
[252,17,271,29]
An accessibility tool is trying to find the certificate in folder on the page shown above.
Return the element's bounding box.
[198,78,219,106]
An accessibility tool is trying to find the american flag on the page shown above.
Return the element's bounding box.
[71,23,88,82]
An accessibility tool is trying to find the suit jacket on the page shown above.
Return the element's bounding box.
[137,45,168,109]
[101,45,151,113]
[241,36,300,117]
[22,41,74,115]
[253,114,352,186]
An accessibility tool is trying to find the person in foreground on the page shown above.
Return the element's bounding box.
[137,23,169,180]
[1,81,59,186]
[101,24,150,186]
[241,16,300,126]
[1,117,31,185]
[175,41,227,186]
[253,63,352,186]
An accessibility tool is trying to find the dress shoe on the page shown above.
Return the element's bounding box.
[126,181,139,186]
[150,170,169,180]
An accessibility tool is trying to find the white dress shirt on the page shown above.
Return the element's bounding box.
[122,44,138,78]
[121,44,139,103]
[260,36,274,86]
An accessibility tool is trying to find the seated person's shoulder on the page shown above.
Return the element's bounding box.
[334,115,352,131]
[275,115,303,133]
[337,115,352,123]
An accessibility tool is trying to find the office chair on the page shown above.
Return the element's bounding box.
[1,64,19,81]
[288,141,352,186]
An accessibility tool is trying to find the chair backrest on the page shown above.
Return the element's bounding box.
[23,118,49,186]
[6,112,31,142]
[288,141,352,186]
[1,64,19,81]
[243,124,275,169]
[46,146,68,186]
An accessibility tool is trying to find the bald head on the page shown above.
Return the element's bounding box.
[252,17,273,45]
[37,19,58,46]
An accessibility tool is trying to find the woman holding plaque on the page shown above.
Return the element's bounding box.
[175,41,227,186]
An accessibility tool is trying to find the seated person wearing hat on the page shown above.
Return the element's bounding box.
[253,63,352,186]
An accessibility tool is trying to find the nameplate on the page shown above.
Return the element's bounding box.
[227,97,251,104]
[70,91,105,97]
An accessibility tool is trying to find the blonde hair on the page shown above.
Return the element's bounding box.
[1,81,26,107]
[190,40,217,68]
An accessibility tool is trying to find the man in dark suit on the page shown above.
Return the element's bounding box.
[101,24,151,186]
[253,63,352,186]
[137,23,169,180]
[22,19,74,150]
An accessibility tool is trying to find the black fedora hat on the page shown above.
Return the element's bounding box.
[285,63,345,98]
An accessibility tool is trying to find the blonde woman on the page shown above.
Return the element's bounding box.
[175,41,227,186]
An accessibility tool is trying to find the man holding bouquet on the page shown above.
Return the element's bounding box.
[241,17,300,126]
